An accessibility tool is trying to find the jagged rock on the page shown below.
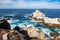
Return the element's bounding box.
[0,30,29,40]
[29,10,60,29]
[32,10,45,19]
[0,28,46,40]
[29,10,45,22]
[0,19,11,30]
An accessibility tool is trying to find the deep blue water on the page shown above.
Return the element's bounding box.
[0,9,60,38]
[0,9,60,19]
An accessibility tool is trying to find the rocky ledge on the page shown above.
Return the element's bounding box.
[29,10,60,29]
[0,27,47,40]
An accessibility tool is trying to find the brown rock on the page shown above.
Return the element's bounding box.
[42,21,60,29]
[50,32,60,38]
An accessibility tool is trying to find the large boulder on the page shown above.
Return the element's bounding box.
[0,29,46,40]
[22,27,46,40]
[0,19,11,30]
[0,30,29,40]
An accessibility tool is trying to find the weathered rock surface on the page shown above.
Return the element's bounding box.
[29,10,45,22]
[43,18,60,28]
[0,27,46,40]
[29,10,60,29]
[22,27,46,40]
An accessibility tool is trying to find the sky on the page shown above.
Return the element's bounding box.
[0,0,60,9]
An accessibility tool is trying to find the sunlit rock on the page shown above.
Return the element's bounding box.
[29,10,60,29]
[29,10,45,22]
[22,27,46,40]
[32,10,45,19]
[3,33,8,40]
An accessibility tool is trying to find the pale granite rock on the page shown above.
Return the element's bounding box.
[22,27,46,40]
[29,10,60,29]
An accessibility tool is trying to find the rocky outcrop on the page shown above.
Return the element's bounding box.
[0,27,46,40]
[29,10,45,22]
[0,30,29,40]
[22,27,46,40]
[43,18,60,28]
[0,19,11,30]
[29,10,60,29]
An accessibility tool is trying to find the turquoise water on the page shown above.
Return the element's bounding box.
[0,9,60,38]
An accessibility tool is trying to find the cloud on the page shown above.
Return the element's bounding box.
[0,0,60,9]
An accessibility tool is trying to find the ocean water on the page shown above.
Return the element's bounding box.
[0,9,60,38]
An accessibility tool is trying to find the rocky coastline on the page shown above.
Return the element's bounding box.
[0,18,46,40]
[29,10,60,29]
[0,10,60,40]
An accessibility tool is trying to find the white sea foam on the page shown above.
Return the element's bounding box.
[8,20,20,23]
[41,28,52,38]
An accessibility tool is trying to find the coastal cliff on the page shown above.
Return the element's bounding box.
[29,10,60,29]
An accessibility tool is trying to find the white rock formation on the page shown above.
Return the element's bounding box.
[22,27,46,40]
[29,10,60,28]
[44,17,60,24]
[32,10,45,19]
